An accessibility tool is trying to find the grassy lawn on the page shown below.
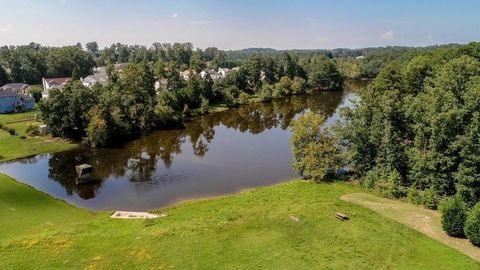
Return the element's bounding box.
[0,112,76,163]
[0,174,478,269]
[0,110,38,124]
[341,193,480,261]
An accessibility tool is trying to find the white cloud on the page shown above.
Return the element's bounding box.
[380,30,394,40]
[173,13,178,18]
[0,24,14,34]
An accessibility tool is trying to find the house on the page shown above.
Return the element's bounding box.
[0,83,30,94]
[200,69,222,80]
[180,69,198,80]
[218,68,231,77]
[81,73,108,88]
[42,77,72,98]
[0,91,35,114]
[154,78,169,92]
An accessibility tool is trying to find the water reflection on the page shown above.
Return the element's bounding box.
[0,86,360,210]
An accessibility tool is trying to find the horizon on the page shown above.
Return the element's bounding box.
[0,0,479,50]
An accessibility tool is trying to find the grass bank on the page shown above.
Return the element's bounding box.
[0,174,478,269]
[0,110,76,163]
[341,193,480,261]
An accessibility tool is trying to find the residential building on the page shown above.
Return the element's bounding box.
[154,78,169,92]
[0,91,35,114]
[42,77,72,98]
[180,69,198,80]
[81,73,108,88]
[0,83,30,94]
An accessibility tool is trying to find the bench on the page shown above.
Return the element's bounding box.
[335,212,349,221]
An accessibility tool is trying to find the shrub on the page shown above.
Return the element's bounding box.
[423,187,438,210]
[363,169,380,189]
[19,135,26,140]
[1,126,16,135]
[407,187,422,205]
[465,202,480,246]
[372,169,403,199]
[199,96,209,114]
[439,196,468,237]
[238,92,249,105]
[26,125,40,136]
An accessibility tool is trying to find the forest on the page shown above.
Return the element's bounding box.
[290,42,480,245]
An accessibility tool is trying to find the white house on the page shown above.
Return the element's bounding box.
[180,69,198,80]
[42,77,72,98]
[154,78,168,92]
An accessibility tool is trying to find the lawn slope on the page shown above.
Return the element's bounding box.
[0,111,76,162]
[0,174,478,269]
[341,193,480,262]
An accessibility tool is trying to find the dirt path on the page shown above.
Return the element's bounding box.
[341,193,480,262]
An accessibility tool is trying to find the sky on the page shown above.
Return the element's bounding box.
[0,0,479,50]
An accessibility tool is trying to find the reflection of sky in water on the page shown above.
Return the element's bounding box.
[0,87,360,211]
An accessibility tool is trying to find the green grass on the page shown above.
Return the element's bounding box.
[0,174,478,269]
[0,112,76,162]
[0,110,38,124]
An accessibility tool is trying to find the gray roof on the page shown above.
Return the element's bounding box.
[1,83,29,93]
[82,73,108,85]
[20,94,34,101]
[0,90,19,98]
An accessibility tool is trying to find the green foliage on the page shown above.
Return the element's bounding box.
[372,169,404,199]
[307,54,343,90]
[0,65,7,85]
[85,106,108,147]
[465,202,480,246]
[238,92,249,105]
[423,187,439,210]
[290,112,342,182]
[407,186,422,205]
[340,42,480,207]
[439,196,468,237]
[25,124,40,136]
[27,85,43,102]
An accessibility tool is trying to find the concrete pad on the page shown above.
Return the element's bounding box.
[110,211,165,219]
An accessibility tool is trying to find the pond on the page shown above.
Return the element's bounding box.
[0,83,362,211]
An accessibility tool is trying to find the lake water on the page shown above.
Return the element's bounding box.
[0,84,361,211]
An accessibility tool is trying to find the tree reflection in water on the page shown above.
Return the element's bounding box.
[38,90,349,200]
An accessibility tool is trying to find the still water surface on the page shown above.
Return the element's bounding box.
[0,86,360,211]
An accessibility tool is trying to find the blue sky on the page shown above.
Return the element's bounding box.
[0,0,478,49]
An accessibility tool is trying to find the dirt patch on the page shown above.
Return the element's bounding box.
[341,193,480,262]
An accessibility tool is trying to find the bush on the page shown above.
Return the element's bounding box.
[199,96,209,114]
[26,125,40,136]
[423,187,438,210]
[407,187,422,205]
[465,202,480,246]
[439,196,468,237]
[363,169,380,189]
[372,169,403,199]
[19,135,26,140]
[238,92,249,105]
[1,126,16,135]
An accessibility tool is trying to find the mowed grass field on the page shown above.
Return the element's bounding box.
[0,174,478,269]
[0,110,76,162]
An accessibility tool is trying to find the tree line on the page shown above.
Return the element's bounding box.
[290,42,480,245]
[1,41,461,87]
[39,47,343,147]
